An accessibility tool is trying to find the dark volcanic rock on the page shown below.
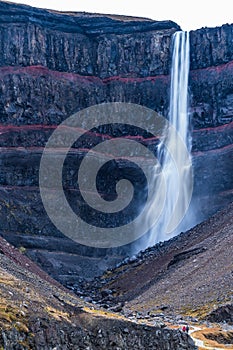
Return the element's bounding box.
[0,1,179,78]
[206,304,233,324]
[1,315,197,350]
[190,25,233,70]
[0,1,232,283]
[0,245,197,350]
[167,247,207,268]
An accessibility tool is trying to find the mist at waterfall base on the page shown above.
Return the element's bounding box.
[134,31,196,253]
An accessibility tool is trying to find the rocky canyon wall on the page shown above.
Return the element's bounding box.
[0,1,232,282]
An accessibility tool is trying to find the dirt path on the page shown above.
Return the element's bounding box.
[189,326,233,350]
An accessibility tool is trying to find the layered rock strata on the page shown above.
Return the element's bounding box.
[0,1,232,282]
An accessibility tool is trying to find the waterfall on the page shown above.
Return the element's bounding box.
[168,31,191,154]
[144,31,193,247]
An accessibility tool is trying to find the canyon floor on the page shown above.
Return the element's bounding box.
[0,201,232,349]
[98,202,233,318]
[0,236,195,349]
[81,201,233,348]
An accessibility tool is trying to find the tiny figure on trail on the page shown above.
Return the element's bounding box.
[185,325,189,333]
[182,325,186,332]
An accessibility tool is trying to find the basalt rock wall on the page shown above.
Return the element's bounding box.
[0,1,232,282]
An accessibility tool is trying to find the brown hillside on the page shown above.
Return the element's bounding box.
[101,202,233,319]
[0,237,196,349]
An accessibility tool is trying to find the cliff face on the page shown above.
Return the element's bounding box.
[189,27,233,220]
[0,2,232,282]
[0,2,178,78]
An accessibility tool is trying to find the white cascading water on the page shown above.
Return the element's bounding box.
[166,31,191,153]
[145,31,193,247]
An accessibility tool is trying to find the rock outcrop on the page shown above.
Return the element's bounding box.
[0,239,197,350]
[1,320,196,350]
[206,304,233,324]
[0,1,232,283]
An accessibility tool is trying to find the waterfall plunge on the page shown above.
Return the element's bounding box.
[143,31,193,248]
[168,31,191,155]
